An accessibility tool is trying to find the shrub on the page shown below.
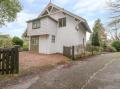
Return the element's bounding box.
[111,40,120,52]
[104,46,117,52]
[12,37,23,47]
[0,38,13,48]
[23,42,29,51]
[75,51,92,60]
[86,43,103,52]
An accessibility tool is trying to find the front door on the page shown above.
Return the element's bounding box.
[30,36,39,53]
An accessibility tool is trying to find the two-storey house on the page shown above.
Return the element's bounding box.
[27,3,91,54]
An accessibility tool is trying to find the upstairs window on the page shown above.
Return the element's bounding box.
[32,20,40,29]
[58,17,66,27]
[52,35,55,43]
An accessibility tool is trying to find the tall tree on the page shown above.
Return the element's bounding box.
[91,32,100,46]
[0,0,22,27]
[91,19,107,46]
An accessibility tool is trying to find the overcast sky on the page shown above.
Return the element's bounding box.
[0,0,110,39]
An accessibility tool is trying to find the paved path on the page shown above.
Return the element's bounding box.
[5,53,120,89]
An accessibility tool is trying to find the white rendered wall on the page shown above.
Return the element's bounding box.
[51,12,86,53]
[27,12,86,54]
[27,17,57,36]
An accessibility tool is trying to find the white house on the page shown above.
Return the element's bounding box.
[27,3,91,54]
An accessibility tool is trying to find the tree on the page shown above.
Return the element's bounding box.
[107,0,120,40]
[108,0,120,18]
[90,19,107,47]
[0,0,22,27]
[12,36,23,47]
[91,32,100,46]
[0,38,13,47]
[108,19,120,40]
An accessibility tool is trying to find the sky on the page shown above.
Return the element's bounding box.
[0,0,110,39]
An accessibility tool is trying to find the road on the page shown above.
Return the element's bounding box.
[5,53,120,89]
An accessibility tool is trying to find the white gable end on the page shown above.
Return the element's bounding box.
[39,3,60,17]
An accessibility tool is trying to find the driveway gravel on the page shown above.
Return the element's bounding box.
[19,52,69,70]
[3,53,120,89]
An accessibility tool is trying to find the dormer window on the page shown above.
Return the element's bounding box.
[58,17,66,27]
[32,20,40,29]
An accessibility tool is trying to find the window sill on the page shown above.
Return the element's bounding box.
[32,27,40,29]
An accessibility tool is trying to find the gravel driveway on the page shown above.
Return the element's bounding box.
[3,53,120,89]
[19,52,69,70]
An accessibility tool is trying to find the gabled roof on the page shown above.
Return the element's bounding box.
[27,2,91,33]
[39,3,85,22]
[38,3,91,33]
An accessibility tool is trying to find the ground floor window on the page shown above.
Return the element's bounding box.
[52,35,55,43]
[31,37,39,45]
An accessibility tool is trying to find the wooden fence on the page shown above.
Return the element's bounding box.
[63,44,102,60]
[0,46,19,75]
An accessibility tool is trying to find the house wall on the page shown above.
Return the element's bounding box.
[51,12,86,53]
[38,18,57,54]
[27,17,57,36]
[27,18,48,36]
[27,12,86,54]
[47,19,57,54]
[27,17,57,54]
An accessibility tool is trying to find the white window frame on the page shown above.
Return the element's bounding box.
[32,20,40,29]
[58,17,66,28]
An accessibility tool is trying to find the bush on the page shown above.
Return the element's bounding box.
[12,37,23,47]
[104,46,117,52]
[0,38,13,48]
[23,42,29,51]
[111,40,120,52]
[86,43,103,52]
[75,51,92,60]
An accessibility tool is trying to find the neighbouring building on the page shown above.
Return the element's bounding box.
[27,3,91,54]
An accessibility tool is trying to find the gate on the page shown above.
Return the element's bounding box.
[0,46,19,75]
[63,46,72,57]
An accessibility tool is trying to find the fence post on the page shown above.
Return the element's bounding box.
[14,45,19,74]
[2,49,5,75]
[83,38,85,57]
[72,46,75,60]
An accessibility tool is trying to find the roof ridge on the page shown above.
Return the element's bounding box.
[39,3,86,21]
